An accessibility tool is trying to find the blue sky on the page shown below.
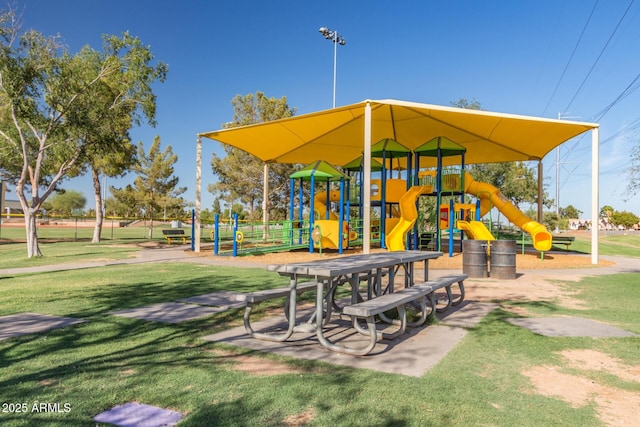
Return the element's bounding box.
[11,0,640,219]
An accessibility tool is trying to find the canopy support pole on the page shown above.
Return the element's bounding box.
[194,136,202,252]
[363,102,372,254]
[263,162,269,240]
[591,127,599,264]
[537,161,543,224]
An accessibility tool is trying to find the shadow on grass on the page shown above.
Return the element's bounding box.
[500,300,565,316]
[181,399,409,427]
[0,270,285,388]
[0,308,411,426]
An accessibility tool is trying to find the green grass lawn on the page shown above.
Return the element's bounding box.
[1,256,639,426]
[0,240,144,270]
[571,233,640,257]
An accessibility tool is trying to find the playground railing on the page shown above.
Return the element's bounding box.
[211,218,312,256]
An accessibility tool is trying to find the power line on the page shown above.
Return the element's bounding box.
[560,112,640,162]
[541,0,599,117]
[563,0,636,113]
[591,70,640,121]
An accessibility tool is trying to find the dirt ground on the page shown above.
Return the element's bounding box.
[204,247,636,426]
[215,245,612,270]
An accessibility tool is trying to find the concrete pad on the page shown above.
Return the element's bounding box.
[178,291,245,309]
[93,402,183,427]
[0,312,84,341]
[110,302,224,324]
[439,301,499,328]
[202,301,497,377]
[505,316,638,338]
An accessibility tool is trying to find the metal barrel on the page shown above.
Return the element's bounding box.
[489,240,517,279]
[462,240,489,278]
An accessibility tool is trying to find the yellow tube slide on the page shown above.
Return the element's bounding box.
[463,172,552,251]
[387,186,431,251]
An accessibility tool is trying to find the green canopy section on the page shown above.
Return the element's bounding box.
[289,160,350,182]
[342,156,383,172]
[370,138,411,158]
[415,136,466,157]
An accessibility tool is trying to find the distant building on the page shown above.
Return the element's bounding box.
[568,219,591,230]
[2,199,23,216]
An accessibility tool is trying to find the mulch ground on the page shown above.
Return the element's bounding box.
[196,246,613,270]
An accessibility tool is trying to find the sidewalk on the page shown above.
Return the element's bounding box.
[0,245,264,276]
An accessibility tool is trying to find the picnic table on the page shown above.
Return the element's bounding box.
[241,250,468,355]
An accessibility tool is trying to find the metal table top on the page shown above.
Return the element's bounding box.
[266,251,442,278]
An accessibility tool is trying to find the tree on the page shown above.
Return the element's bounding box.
[0,9,167,256]
[610,210,639,229]
[89,146,137,242]
[46,190,86,216]
[560,205,582,219]
[107,185,142,218]
[209,92,299,222]
[200,208,213,224]
[542,211,560,232]
[467,162,551,209]
[450,97,482,110]
[600,205,614,218]
[126,136,186,239]
[68,32,163,244]
[212,198,221,215]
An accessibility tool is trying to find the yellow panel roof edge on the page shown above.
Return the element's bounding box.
[368,99,599,128]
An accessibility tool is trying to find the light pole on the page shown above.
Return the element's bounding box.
[319,27,346,108]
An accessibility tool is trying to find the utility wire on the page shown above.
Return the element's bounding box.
[591,70,640,121]
[563,0,636,113]
[541,0,599,117]
[560,109,640,163]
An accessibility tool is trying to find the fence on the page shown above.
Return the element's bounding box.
[0,213,191,241]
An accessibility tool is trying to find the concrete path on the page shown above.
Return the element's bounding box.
[0,313,85,341]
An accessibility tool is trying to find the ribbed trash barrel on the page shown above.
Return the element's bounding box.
[462,240,489,278]
[490,240,517,279]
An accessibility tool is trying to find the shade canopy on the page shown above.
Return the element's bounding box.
[195,98,600,264]
[289,160,350,182]
[199,99,598,167]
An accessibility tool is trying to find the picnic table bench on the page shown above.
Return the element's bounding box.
[340,273,467,355]
[162,229,190,244]
[551,235,575,249]
[241,251,469,355]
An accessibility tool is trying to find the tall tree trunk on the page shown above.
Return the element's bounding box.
[16,183,43,258]
[147,206,154,239]
[91,168,103,243]
[25,209,43,258]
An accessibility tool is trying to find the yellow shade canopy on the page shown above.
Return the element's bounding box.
[199,99,598,167]
[196,99,600,263]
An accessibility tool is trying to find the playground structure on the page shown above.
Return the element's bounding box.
[208,136,553,257]
[421,170,553,252]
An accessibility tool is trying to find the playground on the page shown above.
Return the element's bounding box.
[199,100,601,263]
[206,137,558,260]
